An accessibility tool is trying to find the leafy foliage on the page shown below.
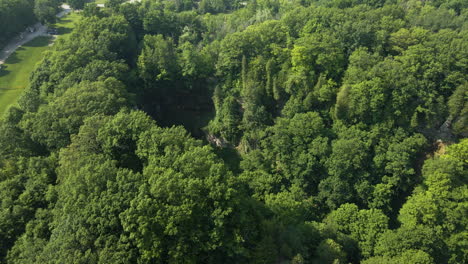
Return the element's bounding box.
[0,0,467,263]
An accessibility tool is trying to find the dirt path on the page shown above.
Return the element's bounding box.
[0,4,71,65]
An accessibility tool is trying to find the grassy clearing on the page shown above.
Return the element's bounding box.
[51,12,81,39]
[0,12,81,116]
[0,36,52,115]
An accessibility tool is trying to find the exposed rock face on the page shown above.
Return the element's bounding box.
[207,134,228,148]
[439,118,454,140]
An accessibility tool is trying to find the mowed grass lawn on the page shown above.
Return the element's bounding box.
[0,36,52,115]
[52,12,81,39]
[0,12,80,116]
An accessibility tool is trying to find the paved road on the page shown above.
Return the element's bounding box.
[56,4,71,18]
[0,4,71,65]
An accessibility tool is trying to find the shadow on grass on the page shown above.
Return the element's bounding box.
[0,66,10,77]
[23,36,51,47]
[57,26,73,35]
[4,48,23,64]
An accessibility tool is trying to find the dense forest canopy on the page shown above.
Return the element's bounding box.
[0,0,467,263]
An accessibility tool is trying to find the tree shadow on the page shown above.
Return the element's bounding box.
[215,147,241,173]
[23,36,51,47]
[57,26,73,35]
[0,65,11,77]
[4,48,23,64]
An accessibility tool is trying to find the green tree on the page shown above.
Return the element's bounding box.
[375,140,468,263]
[20,78,130,149]
[138,34,178,83]
[362,249,434,264]
[241,112,330,199]
[0,156,56,260]
[0,0,37,47]
[68,0,87,9]
[313,239,347,264]
[34,0,58,24]
[324,203,389,259]
[448,83,468,135]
